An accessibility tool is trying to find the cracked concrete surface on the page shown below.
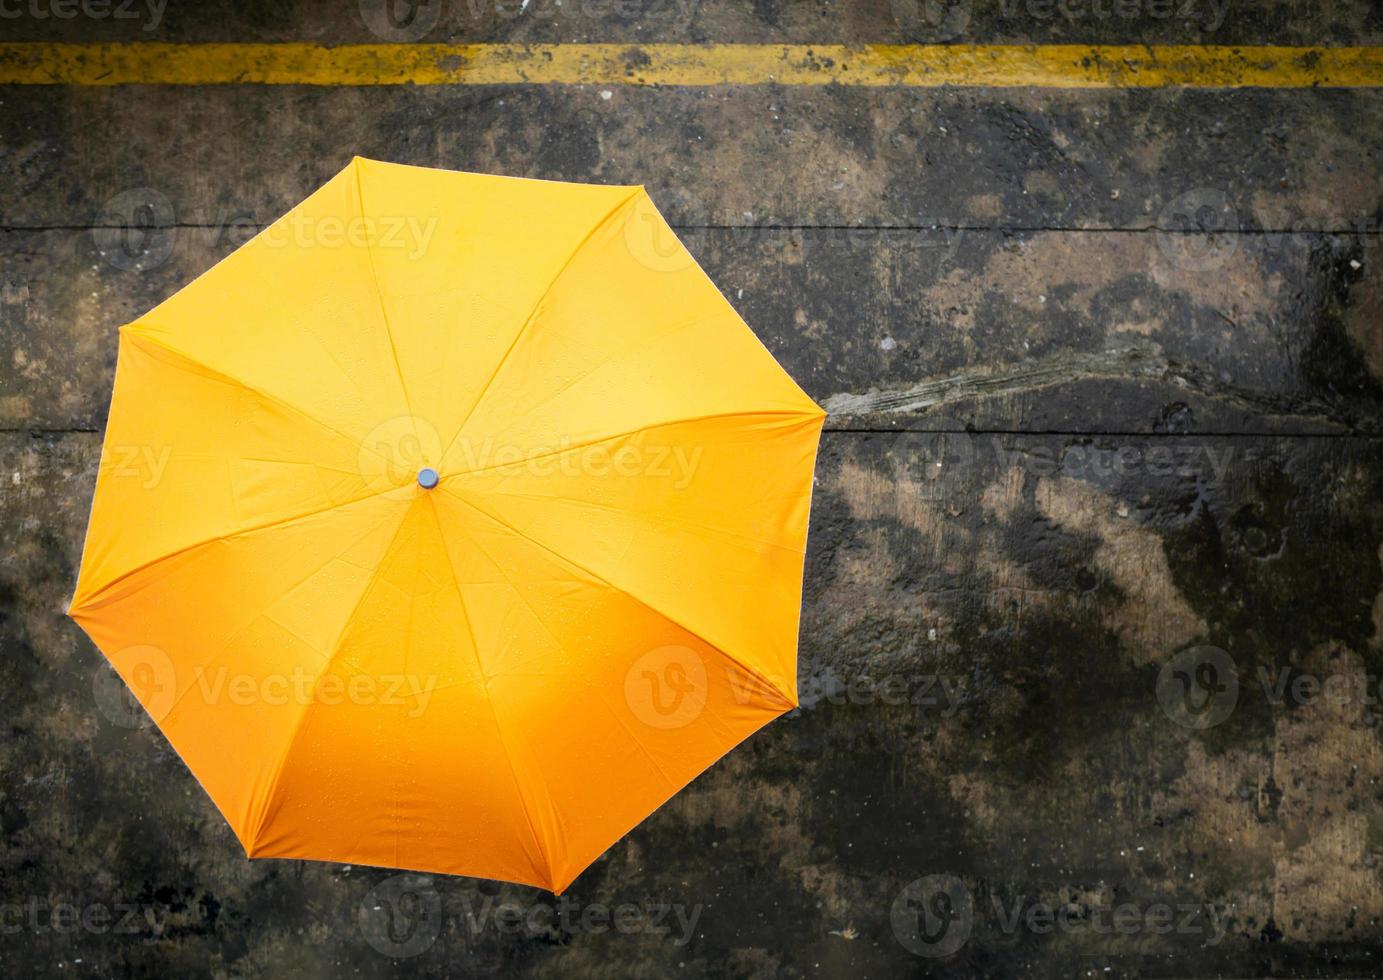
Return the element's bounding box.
[1,3,1382,978]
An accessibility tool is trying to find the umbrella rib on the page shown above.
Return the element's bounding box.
[441,486,797,709]
[592,686,679,788]
[148,503,406,737]
[424,499,557,889]
[438,187,645,464]
[352,157,421,441]
[120,328,396,468]
[471,307,732,429]
[70,484,398,612]
[458,486,805,554]
[244,502,415,854]
[445,515,586,678]
[394,524,420,869]
[451,408,819,479]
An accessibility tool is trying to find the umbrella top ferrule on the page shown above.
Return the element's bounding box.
[417,468,440,490]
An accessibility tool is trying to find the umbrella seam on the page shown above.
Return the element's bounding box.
[134,504,406,738]
[394,520,418,870]
[438,187,645,463]
[442,486,799,709]
[453,485,806,554]
[592,686,679,788]
[118,328,397,469]
[424,498,557,889]
[67,504,404,854]
[662,200,824,417]
[447,408,823,480]
[70,485,403,612]
[352,157,423,458]
[457,307,734,432]
[433,495,596,883]
[438,493,663,888]
[555,695,790,894]
[243,501,416,853]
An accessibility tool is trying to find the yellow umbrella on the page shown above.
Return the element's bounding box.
[69,158,824,893]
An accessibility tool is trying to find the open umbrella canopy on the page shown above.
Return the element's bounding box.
[69,158,825,893]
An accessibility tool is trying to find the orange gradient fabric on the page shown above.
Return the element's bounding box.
[69,158,825,893]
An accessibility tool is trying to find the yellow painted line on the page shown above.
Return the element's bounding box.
[1,43,1381,88]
